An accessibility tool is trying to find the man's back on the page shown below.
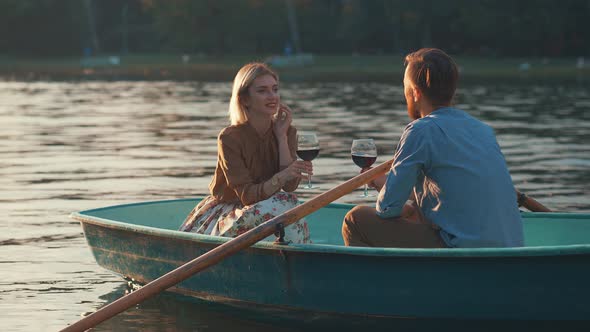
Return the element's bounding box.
[378,107,524,247]
[344,48,524,249]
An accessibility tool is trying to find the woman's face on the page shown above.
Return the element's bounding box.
[243,74,279,117]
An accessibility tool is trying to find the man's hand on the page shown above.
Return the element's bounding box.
[361,166,385,191]
[401,201,419,221]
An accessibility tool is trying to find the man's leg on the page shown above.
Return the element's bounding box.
[341,205,446,248]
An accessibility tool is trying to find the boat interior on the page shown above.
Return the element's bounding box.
[79,199,590,247]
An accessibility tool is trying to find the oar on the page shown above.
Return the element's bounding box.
[60,159,396,332]
[515,189,552,212]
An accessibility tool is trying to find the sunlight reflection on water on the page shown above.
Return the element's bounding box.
[0,80,588,331]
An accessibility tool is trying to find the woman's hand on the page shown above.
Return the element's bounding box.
[278,160,313,183]
[273,103,293,138]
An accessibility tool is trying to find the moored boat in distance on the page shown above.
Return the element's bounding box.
[71,198,590,321]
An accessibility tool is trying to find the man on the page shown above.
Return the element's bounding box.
[342,48,524,248]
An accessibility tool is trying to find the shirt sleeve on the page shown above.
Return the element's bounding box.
[281,126,301,192]
[218,131,273,206]
[376,122,430,218]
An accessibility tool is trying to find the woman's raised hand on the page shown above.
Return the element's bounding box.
[273,103,293,138]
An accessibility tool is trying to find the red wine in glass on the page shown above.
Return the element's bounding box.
[296,149,319,161]
[297,132,319,189]
[351,139,378,197]
[351,155,377,168]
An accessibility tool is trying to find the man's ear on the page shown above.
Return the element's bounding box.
[412,87,421,103]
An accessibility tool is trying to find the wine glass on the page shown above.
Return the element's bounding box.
[351,139,378,197]
[296,132,320,189]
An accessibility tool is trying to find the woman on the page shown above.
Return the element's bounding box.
[179,62,312,243]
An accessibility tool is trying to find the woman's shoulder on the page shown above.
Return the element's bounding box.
[218,123,249,139]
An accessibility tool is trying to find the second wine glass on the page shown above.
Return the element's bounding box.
[296,132,320,189]
[351,139,378,197]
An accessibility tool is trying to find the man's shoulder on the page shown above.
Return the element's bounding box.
[423,107,491,130]
[405,116,436,133]
[445,107,488,125]
[399,119,434,145]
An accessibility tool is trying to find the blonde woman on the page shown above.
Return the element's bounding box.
[179,63,312,243]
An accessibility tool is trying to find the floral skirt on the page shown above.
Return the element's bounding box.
[179,192,310,244]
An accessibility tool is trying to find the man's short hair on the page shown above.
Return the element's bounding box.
[404,48,459,106]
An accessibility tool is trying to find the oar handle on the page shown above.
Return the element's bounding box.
[516,189,552,212]
[60,159,394,332]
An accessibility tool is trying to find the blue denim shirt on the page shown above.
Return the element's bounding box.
[376,107,524,248]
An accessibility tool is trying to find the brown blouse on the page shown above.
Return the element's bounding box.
[209,122,300,206]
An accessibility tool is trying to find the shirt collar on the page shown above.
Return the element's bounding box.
[245,121,273,140]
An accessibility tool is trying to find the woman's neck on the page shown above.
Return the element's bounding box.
[247,112,272,136]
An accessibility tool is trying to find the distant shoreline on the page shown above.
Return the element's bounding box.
[0,54,588,82]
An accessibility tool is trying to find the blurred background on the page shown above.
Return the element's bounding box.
[2,0,590,56]
[0,0,589,81]
[1,1,589,331]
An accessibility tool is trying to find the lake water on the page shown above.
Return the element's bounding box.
[1,79,589,331]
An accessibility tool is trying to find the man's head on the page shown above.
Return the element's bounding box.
[403,48,459,120]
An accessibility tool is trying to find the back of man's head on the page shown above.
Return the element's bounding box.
[404,48,459,107]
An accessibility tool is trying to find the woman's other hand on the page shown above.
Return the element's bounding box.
[273,103,292,138]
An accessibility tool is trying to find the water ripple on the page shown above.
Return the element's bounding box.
[0,79,589,331]
[0,234,81,246]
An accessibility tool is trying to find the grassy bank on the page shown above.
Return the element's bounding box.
[0,54,588,82]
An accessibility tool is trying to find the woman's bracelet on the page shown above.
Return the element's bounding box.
[270,174,282,188]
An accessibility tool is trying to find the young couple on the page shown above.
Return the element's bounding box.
[179,48,524,249]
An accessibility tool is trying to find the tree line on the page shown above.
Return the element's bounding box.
[1,0,588,57]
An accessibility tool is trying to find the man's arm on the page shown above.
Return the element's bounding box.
[376,123,429,218]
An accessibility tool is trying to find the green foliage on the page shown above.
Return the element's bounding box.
[0,0,86,55]
[144,0,289,54]
[0,0,588,57]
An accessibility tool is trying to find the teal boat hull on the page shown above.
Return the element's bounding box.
[72,198,590,321]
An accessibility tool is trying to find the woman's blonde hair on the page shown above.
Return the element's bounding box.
[228,62,278,125]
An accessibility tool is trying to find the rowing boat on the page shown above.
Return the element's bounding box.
[71,198,590,321]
